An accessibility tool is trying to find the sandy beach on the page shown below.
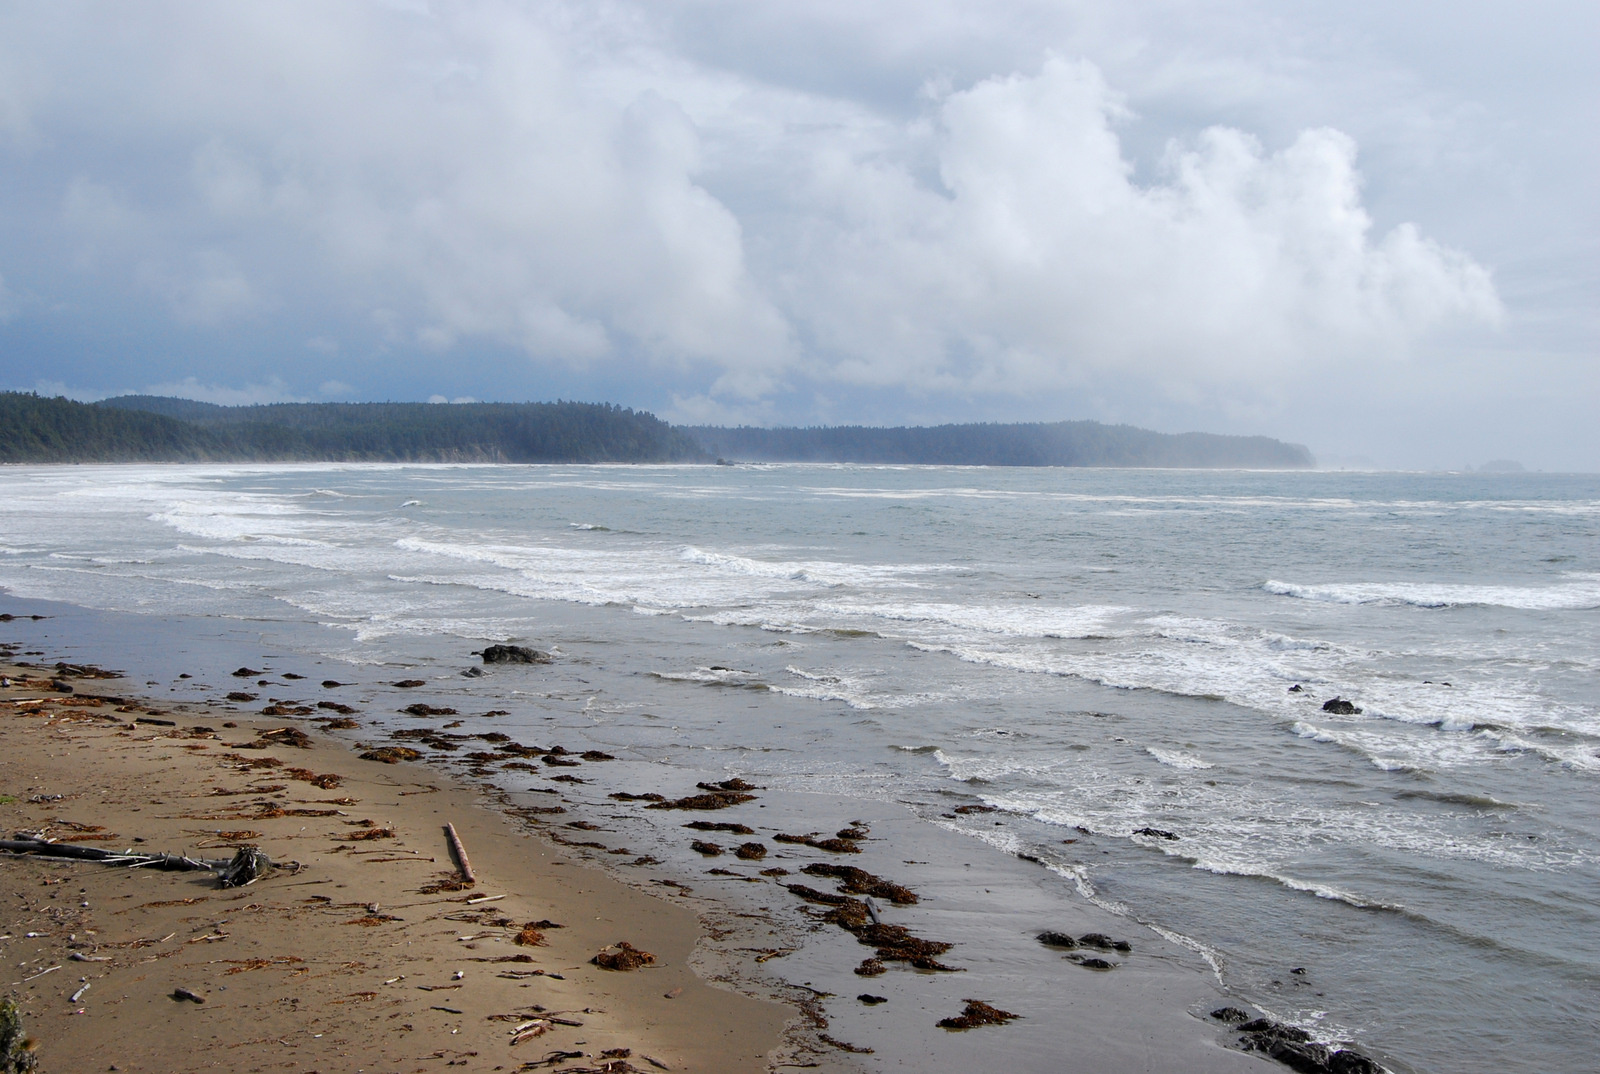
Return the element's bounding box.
[0,648,795,1074]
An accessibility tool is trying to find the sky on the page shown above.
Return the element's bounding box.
[0,1,1594,470]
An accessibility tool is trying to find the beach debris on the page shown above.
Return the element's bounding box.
[697,777,760,792]
[514,923,546,946]
[344,827,396,840]
[359,746,423,763]
[217,846,273,887]
[801,863,917,904]
[1321,697,1362,715]
[0,837,272,888]
[317,700,357,714]
[478,644,551,664]
[170,987,206,1004]
[936,999,1019,1030]
[682,820,751,834]
[68,982,91,1003]
[69,952,110,963]
[258,703,313,717]
[773,832,861,854]
[645,791,754,811]
[444,822,477,885]
[0,997,39,1073]
[256,726,312,747]
[953,804,998,815]
[230,667,260,678]
[1075,957,1117,970]
[225,691,256,702]
[284,767,343,788]
[1211,1007,1252,1024]
[393,679,426,688]
[690,840,723,856]
[404,703,457,716]
[591,942,655,970]
[734,842,767,860]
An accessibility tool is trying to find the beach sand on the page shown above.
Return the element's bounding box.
[0,655,793,1074]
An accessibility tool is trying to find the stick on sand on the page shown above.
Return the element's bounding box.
[443,822,476,885]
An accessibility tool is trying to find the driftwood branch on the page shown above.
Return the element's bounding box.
[443,823,476,885]
[1,839,273,886]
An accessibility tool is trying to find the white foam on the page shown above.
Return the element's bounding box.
[1265,577,1600,611]
[1146,747,1215,770]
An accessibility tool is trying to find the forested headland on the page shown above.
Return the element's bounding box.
[0,392,1313,468]
[1,393,705,463]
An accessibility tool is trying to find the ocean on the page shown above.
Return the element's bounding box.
[1,462,1596,1073]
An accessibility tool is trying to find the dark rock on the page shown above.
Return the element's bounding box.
[1288,684,1303,693]
[231,667,261,677]
[1321,697,1362,715]
[226,691,257,702]
[1211,1007,1252,1024]
[1077,957,1117,970]
[1263,1040,1333,1073]
[1078,933,1132,952]
[393,679,426,688]
[857,994,887,1005]
[479,644,550,665]
[1328,1049,1384,1074]
[321,680,344,688]
[1134,827,1178,840]
[461,666,484,677]
[1036,931,1078,949]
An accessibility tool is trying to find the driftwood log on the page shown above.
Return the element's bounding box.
[444,823,476,885]
[1,839,272,886]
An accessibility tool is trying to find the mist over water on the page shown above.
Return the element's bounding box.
[1,462,1597,1073]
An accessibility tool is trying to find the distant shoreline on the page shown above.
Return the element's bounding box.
[2,391,1314,468]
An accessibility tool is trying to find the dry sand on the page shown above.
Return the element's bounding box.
[0,657,792,1074]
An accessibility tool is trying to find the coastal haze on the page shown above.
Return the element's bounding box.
[1,462,1597,1072]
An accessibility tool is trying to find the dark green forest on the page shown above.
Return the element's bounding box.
[1,392,1313,468]
[1,393,705,463]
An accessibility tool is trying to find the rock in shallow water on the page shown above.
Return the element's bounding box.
[478,644,550,665]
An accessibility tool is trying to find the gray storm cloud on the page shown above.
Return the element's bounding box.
[0,0,1563,453]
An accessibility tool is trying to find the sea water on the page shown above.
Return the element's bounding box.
[1,462,1596,1073]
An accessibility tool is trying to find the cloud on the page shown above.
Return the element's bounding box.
[775,58,1500,405]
